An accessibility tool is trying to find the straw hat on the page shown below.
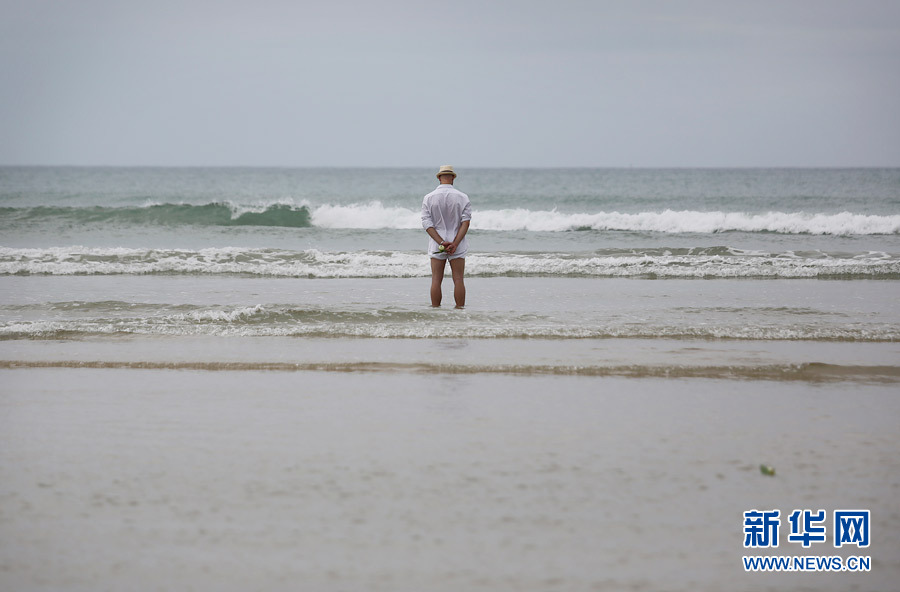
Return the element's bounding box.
[436,165,457,180]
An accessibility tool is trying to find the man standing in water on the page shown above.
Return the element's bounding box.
[421,165,471,308]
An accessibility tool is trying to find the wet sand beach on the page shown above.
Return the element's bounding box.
[2,367,898,591]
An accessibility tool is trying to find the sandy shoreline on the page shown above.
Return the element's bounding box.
[2,367,898,591]
[3,335,900,382]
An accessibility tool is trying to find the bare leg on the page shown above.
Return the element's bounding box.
[430,257,446,307]
[449,257,466,308]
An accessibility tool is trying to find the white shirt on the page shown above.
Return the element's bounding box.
[421,184,472,258]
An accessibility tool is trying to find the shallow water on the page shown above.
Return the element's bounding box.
[1,369,898,591]
[2,275,897,343]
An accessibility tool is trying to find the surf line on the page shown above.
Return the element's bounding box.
[2,360,899,382]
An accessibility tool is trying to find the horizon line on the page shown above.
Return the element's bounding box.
[3,163,899,170]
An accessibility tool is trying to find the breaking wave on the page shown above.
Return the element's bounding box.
[1,202,313,228]
[2,246,898,279]
[2,201,899,234]
[1,303,897,341]
[475,208,900,235]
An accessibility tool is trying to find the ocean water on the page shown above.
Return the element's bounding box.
[0,167,900,354]
[1,166,899,350]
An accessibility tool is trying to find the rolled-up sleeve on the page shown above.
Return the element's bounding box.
[421,197,434,230]
[461,199,472,222]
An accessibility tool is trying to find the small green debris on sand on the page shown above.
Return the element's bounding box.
[759,464,776,477]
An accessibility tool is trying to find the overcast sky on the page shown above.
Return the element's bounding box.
[2,0,899,167]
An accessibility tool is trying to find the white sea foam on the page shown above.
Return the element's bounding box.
[311,202,422,229]
[2,316,897,341]
[176,304,267,323]
[474,208,900,234]
[2,246,899,279]
[226,198,306,218]
[300,203,900,235]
